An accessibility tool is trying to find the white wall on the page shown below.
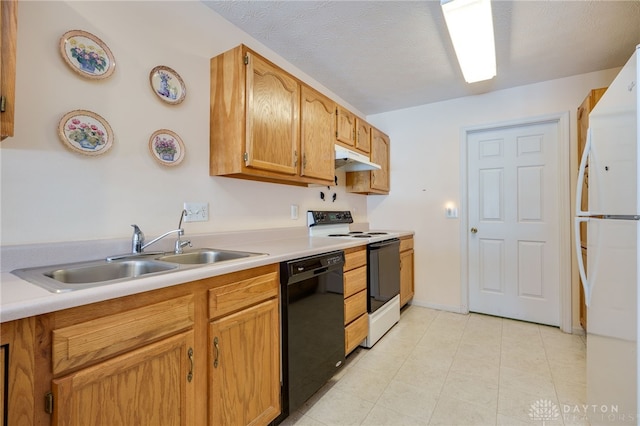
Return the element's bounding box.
[366,69,620,328]
[0,1,367,245]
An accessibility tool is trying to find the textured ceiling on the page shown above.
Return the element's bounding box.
[203,1,640,115]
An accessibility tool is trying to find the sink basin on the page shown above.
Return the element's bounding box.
[45,260,177,284]
[13,259,178,293]
[12,248,268,293]
[156,248,263,265]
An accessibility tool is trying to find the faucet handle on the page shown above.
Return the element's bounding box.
[131,224,144,253]
[175,239,191,254]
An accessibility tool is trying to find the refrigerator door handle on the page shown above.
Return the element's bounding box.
[575,128,591,217]
[574,217,592,306]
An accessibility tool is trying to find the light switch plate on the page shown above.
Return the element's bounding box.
[183,202,209,222]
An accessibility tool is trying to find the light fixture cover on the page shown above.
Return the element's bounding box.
[441,0,496,83]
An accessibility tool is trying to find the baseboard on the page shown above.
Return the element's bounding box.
[571,326,586,336]
[406,299,466,314]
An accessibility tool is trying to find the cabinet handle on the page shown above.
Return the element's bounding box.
[187,347,194,382]
[213,337,220,368]
[294,150,298,167]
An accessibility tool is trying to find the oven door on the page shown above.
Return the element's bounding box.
[367,238,400,313]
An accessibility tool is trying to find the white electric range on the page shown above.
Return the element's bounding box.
[308,210,400,348]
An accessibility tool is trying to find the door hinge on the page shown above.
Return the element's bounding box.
[0,96,6,113]
[243,54,249,65]
[243,152,248,162]
[45,392,54,414]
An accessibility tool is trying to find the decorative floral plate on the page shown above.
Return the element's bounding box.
[149,129,185,166]
[149,66,186,105]
[58,110,114,156]
[59,30,115,80]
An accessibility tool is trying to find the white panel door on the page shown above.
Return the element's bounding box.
[468,121,560,326]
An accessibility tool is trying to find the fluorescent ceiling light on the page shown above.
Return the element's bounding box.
[441,0,496,83]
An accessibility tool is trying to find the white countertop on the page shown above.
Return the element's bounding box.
[0,227,413,323]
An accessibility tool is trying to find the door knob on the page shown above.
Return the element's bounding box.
[470,227,478,234]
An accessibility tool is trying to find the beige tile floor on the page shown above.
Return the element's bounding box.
[282,305,588,426]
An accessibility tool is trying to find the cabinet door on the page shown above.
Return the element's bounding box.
[336,106,355,147]
[1,0,17,140]
[371,128,390,192]
[300,85,335,182]
[52,331,195,426]
[400,249,414,307]
[245,52,299,175]
[0,345,5,426]
[355,118,371,154]
[209,298,280,426]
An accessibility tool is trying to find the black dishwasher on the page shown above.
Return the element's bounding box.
[278,250,345,422]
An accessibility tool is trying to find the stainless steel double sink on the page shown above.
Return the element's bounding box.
[12,248,267,293]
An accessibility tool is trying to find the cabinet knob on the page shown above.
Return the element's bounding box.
[470,227,478,234]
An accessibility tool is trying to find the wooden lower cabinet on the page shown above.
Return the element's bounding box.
[208,298,280,426]
[51,331,195,426]
[6,264,281,426]
[0,344,4,426]
[0,318,36,426]
[399,236,415,307]
[343,246,368,355]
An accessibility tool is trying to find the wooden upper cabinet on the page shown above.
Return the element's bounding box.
[245,52,299,176]
[300,84,336,182]
[210,45,333,186]
[346,127,390,194]
[370,128,390,192]
[1,0,18,140]
[355,118,371,154]
[336,105,356,148]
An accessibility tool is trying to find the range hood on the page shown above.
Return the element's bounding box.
[334,145,381,172]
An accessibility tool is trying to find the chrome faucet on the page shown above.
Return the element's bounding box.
[131,209,191,254]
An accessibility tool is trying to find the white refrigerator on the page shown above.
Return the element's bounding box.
[575,45,639,425]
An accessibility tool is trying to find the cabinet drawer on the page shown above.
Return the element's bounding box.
[345,314,368,355]
[400,237,413,252]
[209,271,278,320]
[344,266,367,297]
[344,247,366,271]
[52,294,195,376]
[344,289,367,325]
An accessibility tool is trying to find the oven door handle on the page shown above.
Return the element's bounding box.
[368,239,400,249]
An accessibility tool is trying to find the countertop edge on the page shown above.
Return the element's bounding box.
[1,230,414,323]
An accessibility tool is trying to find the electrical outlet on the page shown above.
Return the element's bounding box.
[290,204,299,220]
[183,202,209,222]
